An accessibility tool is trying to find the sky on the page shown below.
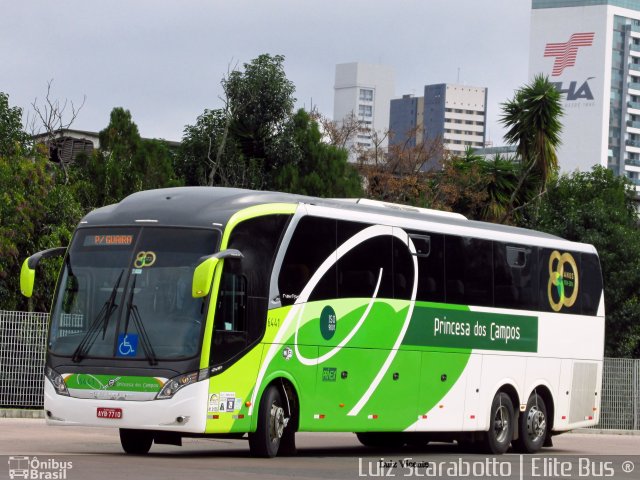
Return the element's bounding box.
[0,0,531,145]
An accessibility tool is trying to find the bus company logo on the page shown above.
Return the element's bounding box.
[8,456,73,479]
[134,251,156,268]
[544,32,596,102]
[548,251,579,312]
[544,32,594,76]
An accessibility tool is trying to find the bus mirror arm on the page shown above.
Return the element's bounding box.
[20,247,67,298]
[192,249,244,298]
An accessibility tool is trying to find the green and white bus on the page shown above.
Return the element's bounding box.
[20,187,604,457]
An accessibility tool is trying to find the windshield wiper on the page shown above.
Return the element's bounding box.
[123,275,158,365]
[71,270,124,363]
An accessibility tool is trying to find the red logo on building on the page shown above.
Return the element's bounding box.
[544,32,595,76]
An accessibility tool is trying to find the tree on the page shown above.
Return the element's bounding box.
[0,149,82,312]
[177,108,258,188]
[178,54,300,190]
[526,166,640,357]
[272,109,362,197]
[360,126,444,206]
[500,74,563,221]
[223,54,296,167]
[29,80,86,183]
[73,107,181,209]
[0,92,29,157]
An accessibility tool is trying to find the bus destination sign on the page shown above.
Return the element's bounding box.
[84,235,134,247]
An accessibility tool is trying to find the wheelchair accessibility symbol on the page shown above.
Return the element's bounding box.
[117,333,139,357]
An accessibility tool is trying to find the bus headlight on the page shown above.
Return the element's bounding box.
[156,368,209,400]
[45,367,69,396]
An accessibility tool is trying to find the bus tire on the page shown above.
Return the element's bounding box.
[482,392,514,454]
[119,429,153,455]
[248,385,287,457]
[512,393,548,453]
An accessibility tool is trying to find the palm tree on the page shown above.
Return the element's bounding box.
[500,74,563,221]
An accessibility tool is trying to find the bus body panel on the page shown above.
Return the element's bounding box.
[44,378,209,433]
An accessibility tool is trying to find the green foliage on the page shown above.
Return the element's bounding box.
[273,110,362,197]
[501,74,563,190]
[525,166,640,357]
[224,53,296,168]
[0,92,29,157]
[72,107,181,209]
[0,151,82,312]
[179,54,298,189]
[177,108,261,188]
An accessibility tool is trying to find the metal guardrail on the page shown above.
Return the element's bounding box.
[0,310,639,431]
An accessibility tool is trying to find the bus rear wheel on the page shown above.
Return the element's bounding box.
[119,429,153,455]
[513,393,548,453]
[249,385,290,457]
[482,392,514,454]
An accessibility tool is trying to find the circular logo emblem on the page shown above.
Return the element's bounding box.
[134,251,156,268]
[548,251,579,312]
[282,347,293,361]
[320,305,337,340]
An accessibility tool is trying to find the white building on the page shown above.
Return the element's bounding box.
[529,0,640,187]
[333,62,394,160]
[424,83,487,158]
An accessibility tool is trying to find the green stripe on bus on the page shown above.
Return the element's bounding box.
[404,303,538,353]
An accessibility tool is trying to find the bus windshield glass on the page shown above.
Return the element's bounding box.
[49,227,219,361]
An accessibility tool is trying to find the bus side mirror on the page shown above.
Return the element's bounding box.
[192,249,243,298]
[20,247,67,298]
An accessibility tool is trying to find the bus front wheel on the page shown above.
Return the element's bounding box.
[119,429,153,455]
[482,392,514,454]
[513,393,548,453]
[249,385,291,457]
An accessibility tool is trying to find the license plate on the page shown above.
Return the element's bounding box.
[97,407,123,419]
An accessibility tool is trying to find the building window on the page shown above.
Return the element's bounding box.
[359,89,374,101]
[358,105,373,117]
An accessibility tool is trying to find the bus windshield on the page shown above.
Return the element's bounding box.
[49,226,219,361]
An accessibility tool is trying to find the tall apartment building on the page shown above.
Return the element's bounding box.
[389,94,424,148]
[333,63,395,157]
[529,0,640,185]
[389,83,487,163]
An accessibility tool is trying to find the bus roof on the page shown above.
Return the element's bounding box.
[80,186,590,251]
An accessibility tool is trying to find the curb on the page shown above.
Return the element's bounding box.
[573,428,640,436]
[0,409,45,419]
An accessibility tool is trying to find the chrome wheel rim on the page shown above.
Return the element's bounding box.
[269,404,285,443]
[494,404,510,443]
[526,405,546,441]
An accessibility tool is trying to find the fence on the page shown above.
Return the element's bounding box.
[0,310,639,431]
[596,357,640,430]
[0,311,49,408]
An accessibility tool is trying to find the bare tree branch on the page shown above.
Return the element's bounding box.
[30,79,86,183]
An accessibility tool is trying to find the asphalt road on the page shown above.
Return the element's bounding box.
[1,419,640,480]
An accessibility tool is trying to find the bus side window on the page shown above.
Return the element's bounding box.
[445,236,493,307]
[217,273,247,331]
[580,253,603,315]
[493,243,538,311]
[404,231,445,303]
[210,215,290,366]
[278,217,337,306]
[336,221,393,300]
